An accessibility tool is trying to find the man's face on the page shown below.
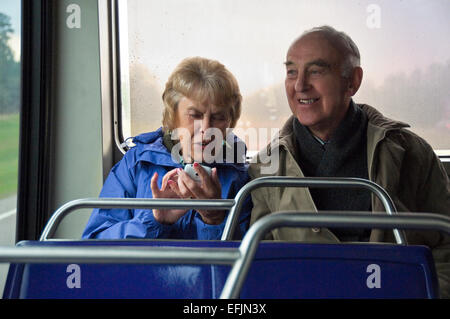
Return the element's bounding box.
[284,33,352,140]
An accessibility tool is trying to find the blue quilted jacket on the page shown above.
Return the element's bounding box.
[82,128,251,240]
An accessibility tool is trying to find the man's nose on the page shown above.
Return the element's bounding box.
[294,73,310,92]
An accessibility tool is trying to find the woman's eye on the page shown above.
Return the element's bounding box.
[188,113,202,119]
[212,115,226,122]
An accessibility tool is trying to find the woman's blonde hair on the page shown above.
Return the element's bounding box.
[162,57,242,131]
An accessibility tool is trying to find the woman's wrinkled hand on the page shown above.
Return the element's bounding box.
[170,163,225,225]
[150,170,189,225]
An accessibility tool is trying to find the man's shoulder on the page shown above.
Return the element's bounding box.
[359,103,410,130]
[360,103,436,162]
[248,138,297,179]
[387,126,436,159]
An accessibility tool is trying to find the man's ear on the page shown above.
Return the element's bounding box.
[347,66,363,96]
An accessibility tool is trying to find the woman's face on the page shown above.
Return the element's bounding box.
[174,96,232,163]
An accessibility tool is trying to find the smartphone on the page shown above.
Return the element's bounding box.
[184,163,212,183]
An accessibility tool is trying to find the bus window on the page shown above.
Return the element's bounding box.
[117,0,450,154]
[0,1,21,291]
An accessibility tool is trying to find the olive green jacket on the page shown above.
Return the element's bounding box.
[248,104,450,298]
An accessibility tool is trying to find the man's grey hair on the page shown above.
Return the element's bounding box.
[301,25,361,78]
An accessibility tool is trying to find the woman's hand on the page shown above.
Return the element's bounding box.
[171,163,225,225]
[150,171,189,225]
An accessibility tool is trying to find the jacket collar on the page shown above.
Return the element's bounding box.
[360,104,410,180]
[275,102,410,154]
[132,127,181,168]
[270,115,297,157]
[360,104,410,131]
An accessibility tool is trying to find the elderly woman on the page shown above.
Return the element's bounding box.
[82,57,251,239]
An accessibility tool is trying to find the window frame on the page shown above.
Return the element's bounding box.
[112,0,450,162]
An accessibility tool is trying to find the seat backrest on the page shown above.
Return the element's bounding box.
[3,240,439,299]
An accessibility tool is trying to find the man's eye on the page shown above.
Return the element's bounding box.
[286,69,297,77]
[308,68,325,76]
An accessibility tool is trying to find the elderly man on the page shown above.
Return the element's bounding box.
[249,25,450,297]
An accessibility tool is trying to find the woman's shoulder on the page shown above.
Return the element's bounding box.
[132,127,164,145]
[124,128,177,167]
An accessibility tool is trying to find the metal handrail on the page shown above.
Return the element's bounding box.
[0,245,239,265]
[220,211,450,299]
[221,176,406,244]
[1,212,449,299]
[40,177,405,243]
[39,198,235,240]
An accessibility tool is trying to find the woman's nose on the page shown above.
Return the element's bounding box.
[193,116,211,139]
[201,116,211,133]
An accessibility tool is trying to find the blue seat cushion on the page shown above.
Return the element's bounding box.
[3,240,439,299]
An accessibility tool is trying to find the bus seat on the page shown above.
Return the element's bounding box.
[2,240,439,299]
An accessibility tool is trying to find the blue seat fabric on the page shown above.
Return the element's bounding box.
[2,240,439,299]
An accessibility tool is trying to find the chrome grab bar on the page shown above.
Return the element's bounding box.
[39,198,235,241]
[0,245,239,265]
[40,177,405,243]
[221,176,406,244]
[1,212,449,299]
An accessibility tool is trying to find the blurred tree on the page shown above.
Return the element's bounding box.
[0,12,20,114]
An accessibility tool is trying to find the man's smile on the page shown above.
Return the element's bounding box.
[297,97,320,105]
